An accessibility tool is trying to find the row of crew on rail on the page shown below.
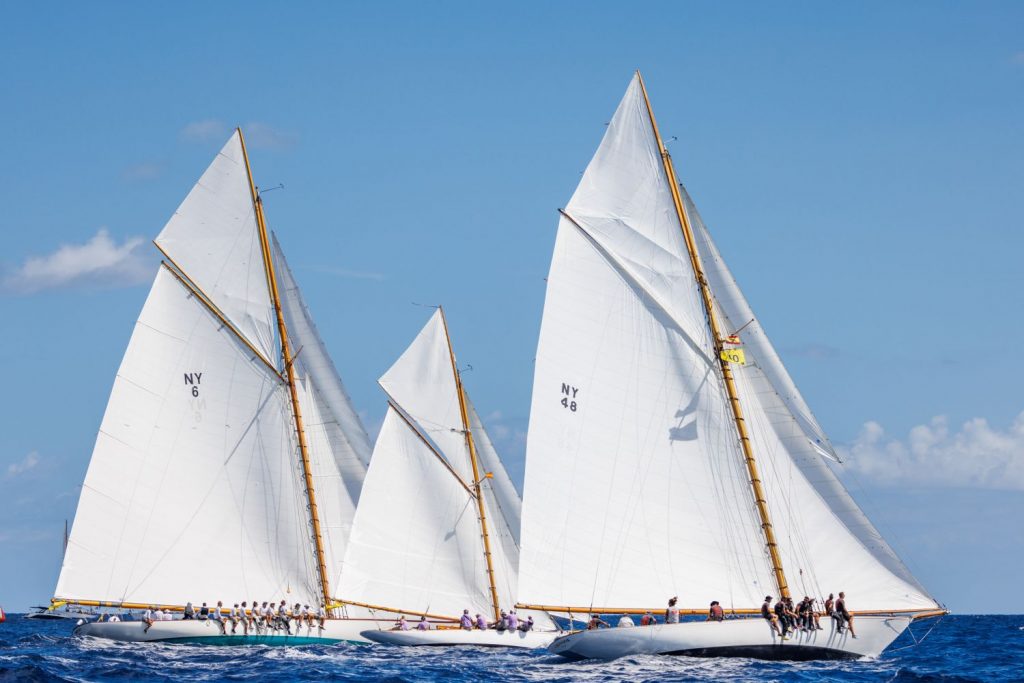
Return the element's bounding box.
[136,600,328,635]
[584,593,857,637]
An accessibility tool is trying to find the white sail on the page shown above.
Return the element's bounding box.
[519,76,778,611]
[684,189,938,610]
[271,235,371,590]
[57,131,372,613]
[520,73,938,617]
[377,311,473,482]
[337,408,497,616]
[338,310,521,618]
[155,131,279,364]
[56,267,319,606]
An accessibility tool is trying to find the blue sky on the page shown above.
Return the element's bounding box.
[1,2,1021,613]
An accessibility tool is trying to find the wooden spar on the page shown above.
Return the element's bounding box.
[332,598,459,622]
[386,400,478,498]
[438,307,502,623]
[237,128,334,614]
[52,598,187,613]
[515,602,949,619]
[157,259,285,381]
[635,71,791,600]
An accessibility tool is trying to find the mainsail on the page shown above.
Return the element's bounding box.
[56,131,369,610]
[518,74,939,615]
[337,310,522,621]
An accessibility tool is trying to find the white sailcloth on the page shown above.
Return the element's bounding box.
[57,131,372,611]
[682,188,938,610]
[56,267,319,606]
[338,310,521,618]
[271,235,371,590]
[154,131,279,364]
[519,73,939,614]
[519,76,778,611]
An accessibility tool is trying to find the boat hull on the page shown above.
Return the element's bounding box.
[74,618,394,645]
[361,627,556,649]
[548,616,911,660]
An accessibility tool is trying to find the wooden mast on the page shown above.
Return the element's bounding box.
[635,73,791,600]
[439,307,502,623]
[238,128,335,613]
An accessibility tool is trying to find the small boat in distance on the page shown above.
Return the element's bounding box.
[50,129,395,644]
[515,72,947,660]
[339,309,556,648]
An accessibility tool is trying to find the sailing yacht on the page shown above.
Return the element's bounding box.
[515,73,946,660]
[53,130,395,644]
[339,309,556,648]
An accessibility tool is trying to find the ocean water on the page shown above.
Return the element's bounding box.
[0,614,1019,682]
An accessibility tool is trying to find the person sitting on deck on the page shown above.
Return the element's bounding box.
[474,613,487,630]
[761,596,784,638]
[824,593,835,619]
[640,610,656,626]
[213,601,227,634]
[707,601,724,622]
[317,603,327,628]
[397,615,409,631]
[240,602,252,634]
[262,602,273,629]
[494,610,509,631]
[305,604,315,628]
[587,614,610,630]
[199,602,210,621]
[519,615,534,632]
[228,604,240,634]
[417,616,430,631]
[183,602,196,620]
[783,598,800,633]
[774,597,792,638]
[617,615,634,628]
[143,606,155,633]
[507,610,519,631]
[277,601,291,634]
[460,609,473,630]
[665,596,680,624]
[835,591,857,638]
[292,603,303,630]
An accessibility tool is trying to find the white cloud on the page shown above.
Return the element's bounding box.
[122,161,163,181]
[180,119,228,143]
[245,122,298,150]
[3,228,153,294]
[840,412,1024,490]
[6,451,39,478]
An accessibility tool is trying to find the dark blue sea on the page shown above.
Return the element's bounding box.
[0,614,1019,682]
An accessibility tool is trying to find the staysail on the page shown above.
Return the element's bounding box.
[518,74,939,615]
[56,131,369,609]
[337,310,521,620]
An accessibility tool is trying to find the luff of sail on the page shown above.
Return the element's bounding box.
[337,310,521,622]
[56,131,369,613]
[518,73,940,617]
